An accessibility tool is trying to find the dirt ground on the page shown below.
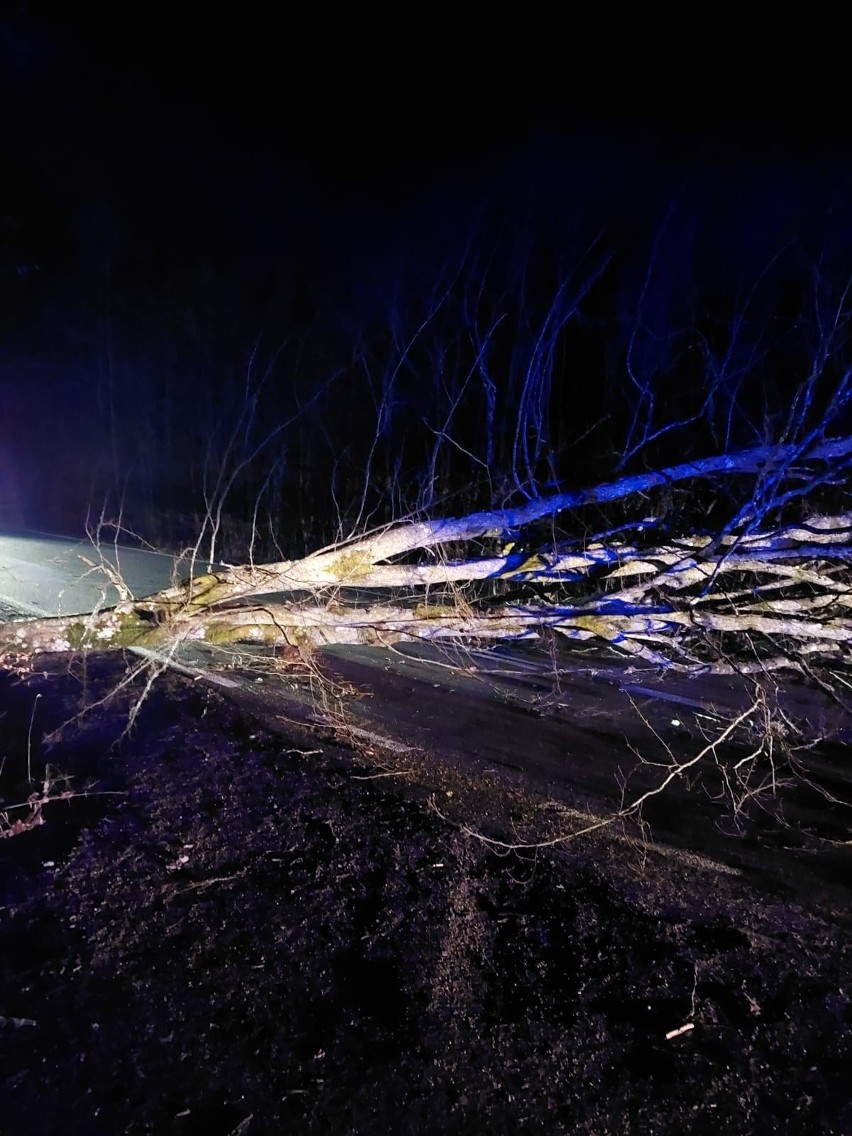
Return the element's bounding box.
[0,652,850,1135]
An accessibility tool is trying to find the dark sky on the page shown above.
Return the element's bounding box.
[3,5,849,279]
[2,5,851,534]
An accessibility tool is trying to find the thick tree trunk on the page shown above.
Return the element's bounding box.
[2,440,850,678]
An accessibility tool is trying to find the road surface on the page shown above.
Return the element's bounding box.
[1,528,849,905]
[0,530,182,617]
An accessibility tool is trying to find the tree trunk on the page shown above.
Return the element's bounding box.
[2,439,850,680]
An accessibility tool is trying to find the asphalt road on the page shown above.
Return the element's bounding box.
[1,528,849,907]
[0,530,182,617]
[222,639,852,907]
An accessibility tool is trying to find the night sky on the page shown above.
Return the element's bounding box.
[4,9,847,263]
[1,6,850,545]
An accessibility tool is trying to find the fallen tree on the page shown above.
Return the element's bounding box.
[3,436,850,682]
[3,216,852,854]
[4,194,852,712]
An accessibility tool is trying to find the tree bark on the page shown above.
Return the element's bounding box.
[2,440,850,679]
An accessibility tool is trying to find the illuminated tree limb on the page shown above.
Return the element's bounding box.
[2,440,849,680]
